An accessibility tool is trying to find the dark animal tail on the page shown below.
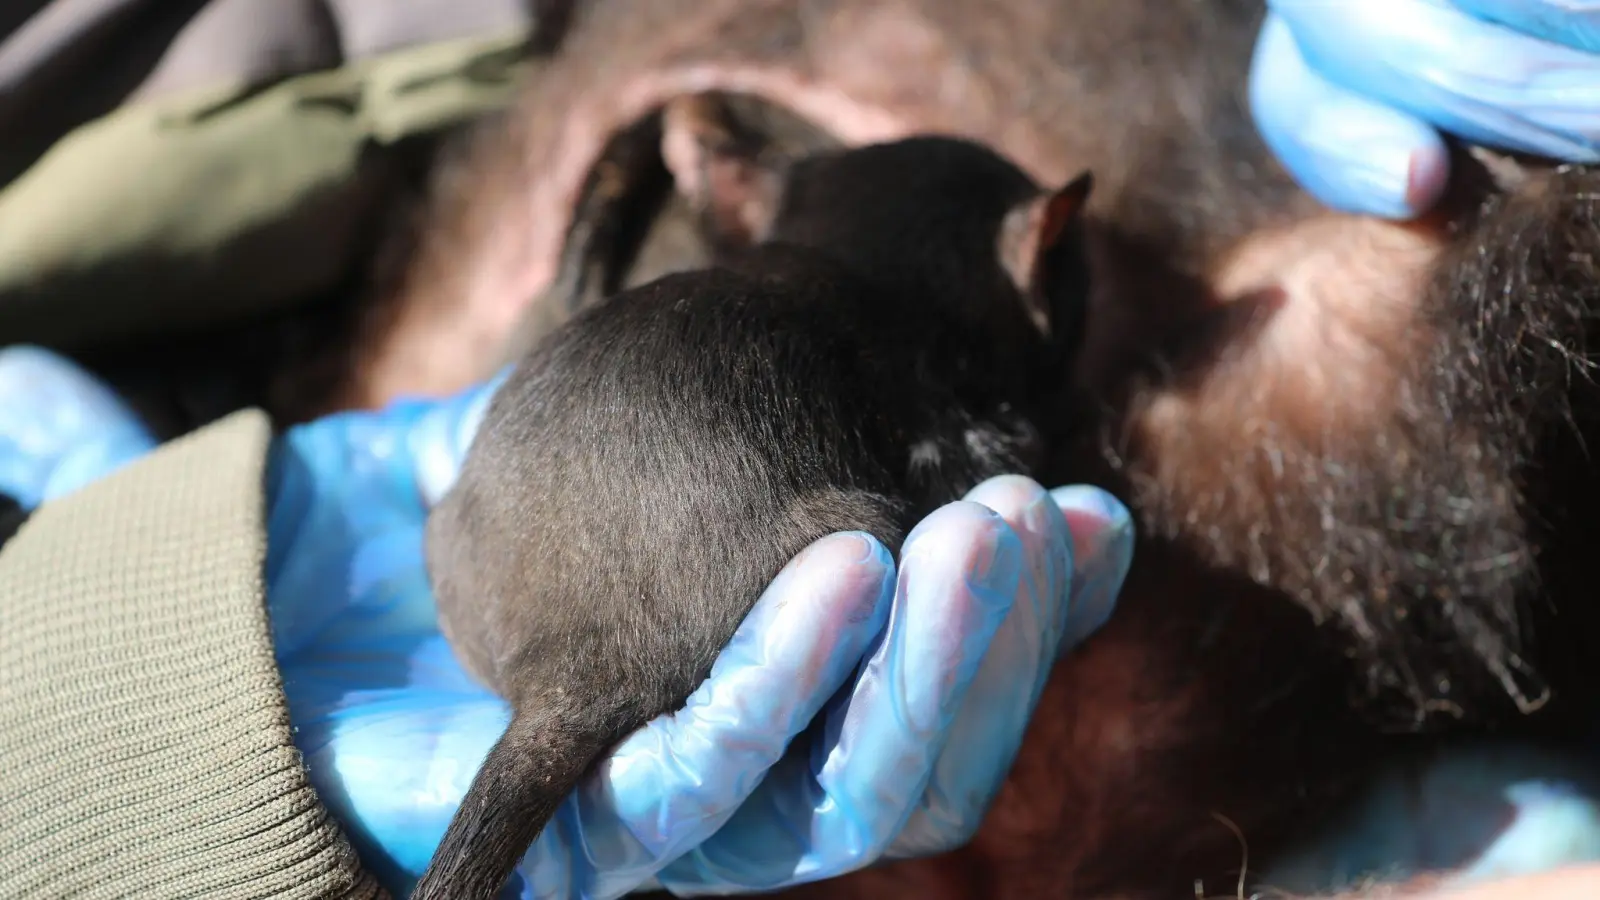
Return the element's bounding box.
[0,492,29,550]
[410,709,610,900]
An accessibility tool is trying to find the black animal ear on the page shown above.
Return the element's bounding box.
[661,94,788,248]
[998,172,1094,339]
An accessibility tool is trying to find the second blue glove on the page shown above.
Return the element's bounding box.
[1250,0,1600,218]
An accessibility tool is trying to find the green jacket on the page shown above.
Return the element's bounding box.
[0,4,553,896]
[0,0,535,351]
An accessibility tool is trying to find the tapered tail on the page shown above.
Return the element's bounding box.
[411,710,609,900]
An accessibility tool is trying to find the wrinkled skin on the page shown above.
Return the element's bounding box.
[330,0,1600,897]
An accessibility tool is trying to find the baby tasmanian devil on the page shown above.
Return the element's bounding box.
[417,121,1094,899]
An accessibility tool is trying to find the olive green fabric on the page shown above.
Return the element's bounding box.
[0,410,386,900]
[0,30,531,349]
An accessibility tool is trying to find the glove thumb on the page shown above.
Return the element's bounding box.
[1249,13,1450,219]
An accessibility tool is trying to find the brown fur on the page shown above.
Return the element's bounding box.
[339,0,1304,412]
[337,0,1600,897]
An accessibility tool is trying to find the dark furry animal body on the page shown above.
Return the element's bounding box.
[345,0,1600,897]
[417,133,1093,899]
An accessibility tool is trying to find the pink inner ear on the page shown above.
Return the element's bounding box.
[1000,202,1045,288]
[996,199,1052,335]
[1038,176,1092,254]
[1001,176,1093,338]
[1038,194,1073,252]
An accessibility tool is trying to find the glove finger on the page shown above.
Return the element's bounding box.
[1050,485,1136,652]
[653,502,1024,892]
[555,530,897,899]
[0,345,156,507]
[1274,0,1600,161]
[886,480,1134,858]
[1249,12,1451,218]
[1453,0,1600,57]
[883,476,1073,857]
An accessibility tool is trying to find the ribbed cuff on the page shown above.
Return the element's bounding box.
[0,410,384,900]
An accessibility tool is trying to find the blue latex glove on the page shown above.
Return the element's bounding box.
[7,344,1600,895]
[0,345,157,506]
[0,345,1136,898]
[267,382,1135,899]
[1249,0,1600,219]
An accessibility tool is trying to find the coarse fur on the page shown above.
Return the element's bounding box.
[417,133,1094,899]
[347,0,1600,897]
[368,0,1600,723]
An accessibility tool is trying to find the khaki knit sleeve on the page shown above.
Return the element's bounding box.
[0,410,385,900]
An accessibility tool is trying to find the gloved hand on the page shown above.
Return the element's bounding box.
[9,346,1600,898]
[267,380,1135,899]
[0,345,1137,899]
[1249,0,1600,219]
